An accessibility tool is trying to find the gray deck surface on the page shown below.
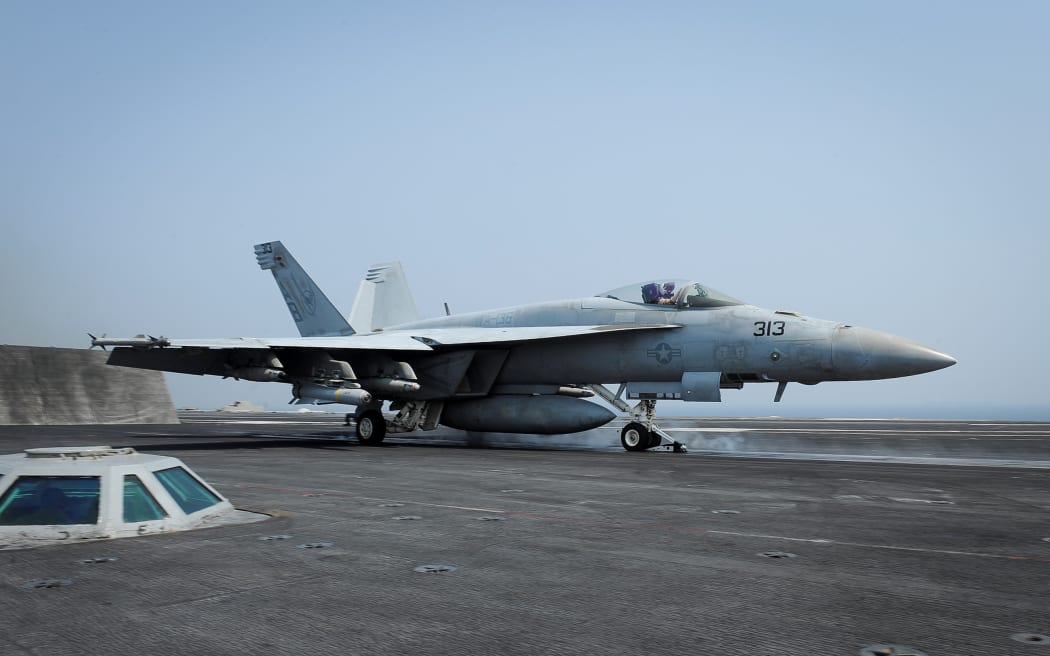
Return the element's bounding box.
[1,413,1049,655]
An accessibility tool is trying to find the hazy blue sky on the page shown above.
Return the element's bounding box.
[2,2,1047,418]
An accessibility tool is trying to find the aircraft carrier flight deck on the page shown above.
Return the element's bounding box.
[1,413,1048,655]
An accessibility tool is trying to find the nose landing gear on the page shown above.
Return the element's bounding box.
[620,420,686,452]
[620,422,658,451]
[587,387,686,453]
[624,399,686,452]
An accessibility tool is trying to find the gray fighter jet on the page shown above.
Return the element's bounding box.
[94,241,955,452]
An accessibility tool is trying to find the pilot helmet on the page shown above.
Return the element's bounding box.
[641,283,660,303]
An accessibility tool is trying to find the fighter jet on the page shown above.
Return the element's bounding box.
[93,241,955,452]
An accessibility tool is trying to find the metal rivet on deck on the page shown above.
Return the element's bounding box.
[859,646,928,656]
[296,542,333,549]
[1011,633,1050,645]
[758,551,797,559]
[257,535,293,541]
[414,564,457,573]
[20,579,73,590]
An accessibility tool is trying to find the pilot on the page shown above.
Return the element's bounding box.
[658,282,676,304]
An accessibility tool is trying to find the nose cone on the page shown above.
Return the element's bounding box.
[831,326,956,380]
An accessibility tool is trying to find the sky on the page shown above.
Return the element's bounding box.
[2,1,1047,419]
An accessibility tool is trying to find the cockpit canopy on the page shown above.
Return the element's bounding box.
[598,280,744,309]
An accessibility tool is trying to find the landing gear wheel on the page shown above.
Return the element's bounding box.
[621,422,651,452]
[356,409,387,445]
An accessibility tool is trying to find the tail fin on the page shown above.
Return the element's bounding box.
[254,241,354,337]
[348,262,420,332]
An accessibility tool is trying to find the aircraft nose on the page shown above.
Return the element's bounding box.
[831,325,956,380]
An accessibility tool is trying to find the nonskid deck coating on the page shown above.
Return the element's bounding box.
[1,414,1048,655]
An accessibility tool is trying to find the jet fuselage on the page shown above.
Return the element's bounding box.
[392,296,954,389]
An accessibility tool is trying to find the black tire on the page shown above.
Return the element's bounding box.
[621,422,651,452]
[356,409,387,445]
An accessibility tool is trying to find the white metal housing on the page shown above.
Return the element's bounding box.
[0,446,264,549]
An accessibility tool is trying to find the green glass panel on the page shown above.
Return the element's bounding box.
[154,467,221,515]
[123,475,167,522]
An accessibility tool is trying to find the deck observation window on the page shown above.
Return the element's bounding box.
[154,467,221,515]
[123,474,168,522]
[0,476,101,525]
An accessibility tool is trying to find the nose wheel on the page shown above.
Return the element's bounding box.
[621,422,655,451]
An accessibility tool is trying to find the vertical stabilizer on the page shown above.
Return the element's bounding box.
[348,262,420,332]
[254,241,354,337]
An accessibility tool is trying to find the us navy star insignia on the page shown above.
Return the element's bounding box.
[646,342,681,365]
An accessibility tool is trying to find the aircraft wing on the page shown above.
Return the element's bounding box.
[97,324,681,389]
[95,324,679,352]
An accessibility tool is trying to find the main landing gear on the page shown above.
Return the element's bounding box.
[347,400,438,446]
[353,407,386,446]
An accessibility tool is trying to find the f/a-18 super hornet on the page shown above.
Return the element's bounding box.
[93,241,955,452]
